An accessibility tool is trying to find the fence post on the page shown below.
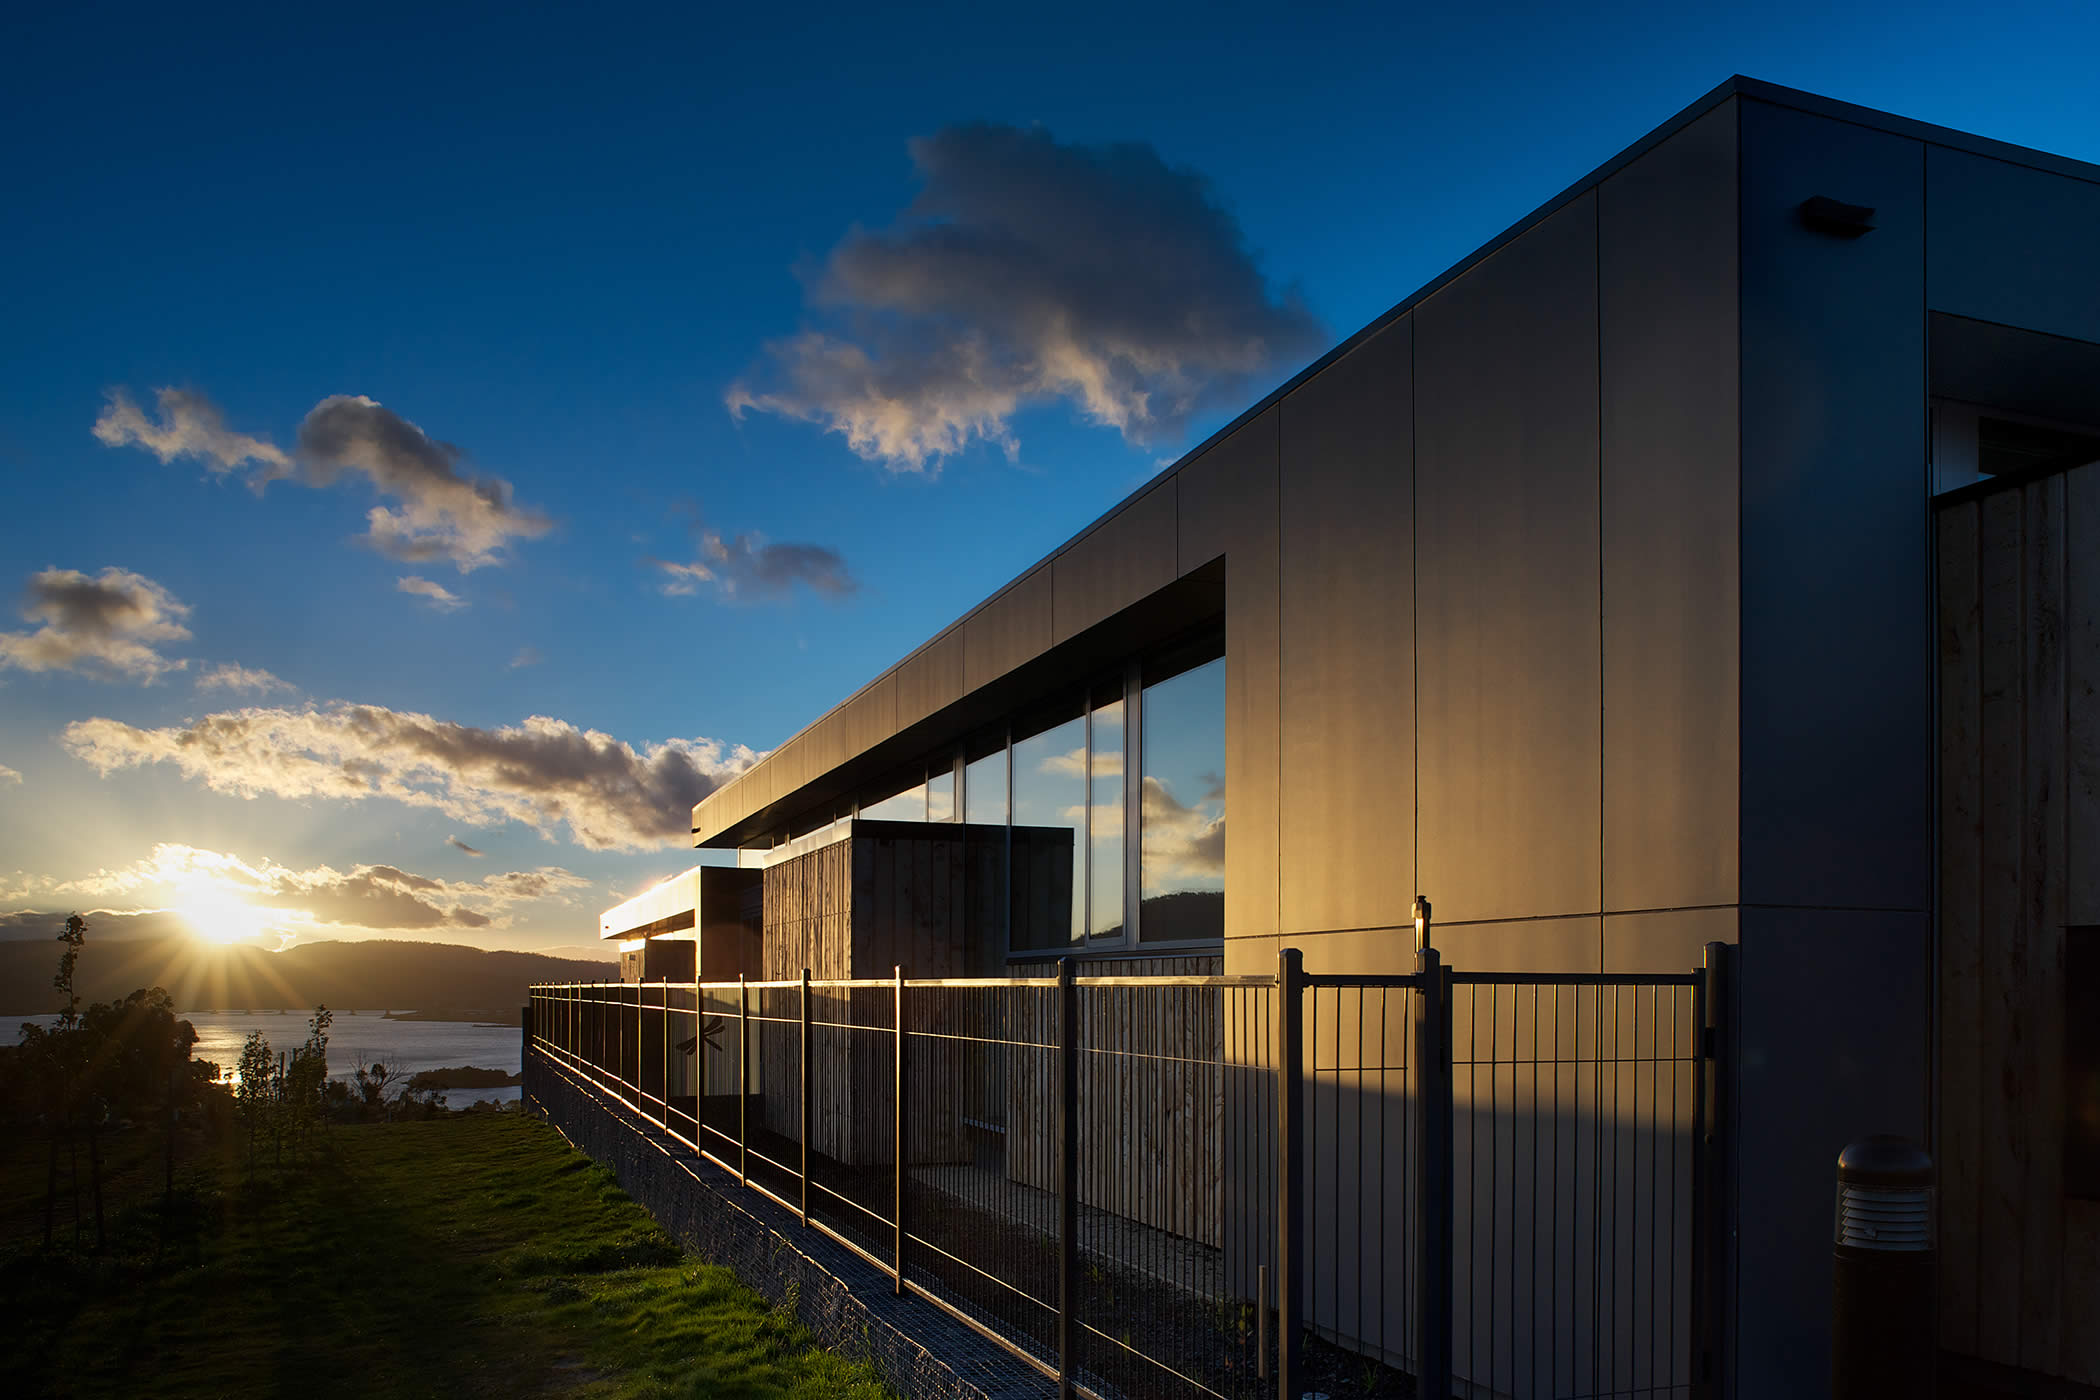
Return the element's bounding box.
[800,967,813,1227]
[1277,946,1304,1400]
[1693,940,1734,1400]
[1058,956,1080,1398]
[737,972,749,1185]
[894,964,908,1296]
[1414,937,1453,1400]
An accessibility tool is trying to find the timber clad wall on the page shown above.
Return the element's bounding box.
[1010,957,1226,1245]
[1936,467,2100,1387]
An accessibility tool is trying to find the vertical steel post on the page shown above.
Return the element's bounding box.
[1693,940,1734,1400]
[1277,946,1305,1400]
[800,968,813,1227]
[1058,956,1080,1397]
[660,977,669,1131]
[1415,936,1453,1400]
[636,980,643,1109]
[894,964,908,1295]
[737,972,749,1184]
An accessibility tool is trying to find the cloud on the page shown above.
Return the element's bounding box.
[0,764,19,785]
[95,389,551,571]
[298,395,552,571]
[508,647,544,669]
[0,566,192,682]
[196,662,292,694]
[0,842,591,936]
[397,576,467,611]
[93,387,293,480]
[62,702,760,851]
[653,529,857,602]
[727,122,1325,474]
[447,835,484,857]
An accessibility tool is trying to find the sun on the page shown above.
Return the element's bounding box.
[174,887,280,945]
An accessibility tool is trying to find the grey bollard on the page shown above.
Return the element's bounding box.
[1832,1136,1936,1400]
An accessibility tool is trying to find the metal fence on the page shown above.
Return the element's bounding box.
[528,940,1728,1400]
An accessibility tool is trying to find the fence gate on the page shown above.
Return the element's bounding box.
[1279,934,1731,1400]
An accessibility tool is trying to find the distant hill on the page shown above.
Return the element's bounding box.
[0,935,614,1017]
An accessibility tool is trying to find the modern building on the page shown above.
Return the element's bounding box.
[651,77,2100,1396]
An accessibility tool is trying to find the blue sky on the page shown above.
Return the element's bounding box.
[3,0,2095,955]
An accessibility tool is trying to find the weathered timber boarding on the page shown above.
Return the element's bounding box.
[1937,464,2100,1387]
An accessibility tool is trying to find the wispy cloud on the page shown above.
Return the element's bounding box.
[63,702,760,851]
[727,122,1325,474]
[95,390,552,571]
[0,764,20,785]
[397,576,466,611]
[196,662,292,694]
[508,646,544,669]
[0,566,192,682]
[652,528,857,602]
[447,835,484,857]
[0,842,589,934]
[92,387,292,479]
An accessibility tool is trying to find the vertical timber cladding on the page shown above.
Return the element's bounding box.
[1007,957,1227,1247]
[758,822,971,1168]
[1938,463,2100,1386]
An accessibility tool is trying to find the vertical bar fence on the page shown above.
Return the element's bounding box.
[526,943,1726,1400]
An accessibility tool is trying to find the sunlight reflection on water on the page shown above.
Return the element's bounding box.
[0,1009,522,1106]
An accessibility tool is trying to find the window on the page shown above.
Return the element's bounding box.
[831,625,1224,957]
[859,767,926,822]
[1010,705,1085,951]
[1139,652,1225,943]
[964,739,1007,825]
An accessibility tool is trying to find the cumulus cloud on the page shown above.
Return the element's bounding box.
[397,576,467,611]
[447,835,484,857]
[653,528,857,601]
[0,566,192,681]
[196,662,292,694]
[93,387,293,480]
[299,395,552,571]
[95,389,551,571]
[62,702,759,851]
[727,122,1325,474]
[0,842,590,935]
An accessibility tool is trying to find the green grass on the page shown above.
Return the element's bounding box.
[0,1112,894,1399]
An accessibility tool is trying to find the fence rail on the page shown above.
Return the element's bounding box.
[528,940,1728,1400]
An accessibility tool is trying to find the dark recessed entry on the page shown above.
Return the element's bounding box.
[1979,416,2100,480]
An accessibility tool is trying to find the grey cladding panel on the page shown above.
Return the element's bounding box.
[838,674,897,757]
[1415,194,1602,925]
[1928,146,2100,346]
[895,630,964,731]
[1278,316,1414,935]
[1600,100,1741,913]
[1734,907,1929,1399]
[962,565,1054,694]
[1052,482,1178,644]
[1178,409,1281,940]
[1739,101,1929,911]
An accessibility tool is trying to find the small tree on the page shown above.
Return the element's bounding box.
[283,1005,332,1159]
[234,1031,274,1173]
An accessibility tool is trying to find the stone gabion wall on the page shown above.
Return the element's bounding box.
[523,1052,1046,1400]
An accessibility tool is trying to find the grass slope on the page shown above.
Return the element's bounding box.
[1,1113,892,1400]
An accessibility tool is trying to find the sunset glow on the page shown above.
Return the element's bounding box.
[174,887,280,946]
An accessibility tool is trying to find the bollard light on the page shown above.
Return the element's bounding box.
[1831,1135,1936,1400]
